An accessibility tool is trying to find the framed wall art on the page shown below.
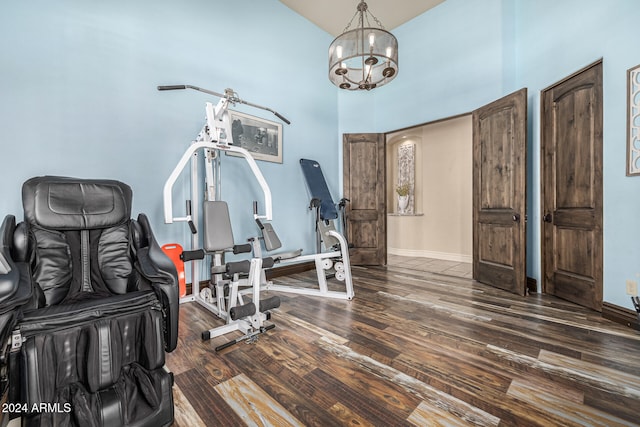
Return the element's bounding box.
[396,142,415,214]
[626,63,640,176]
[228,110,283,163]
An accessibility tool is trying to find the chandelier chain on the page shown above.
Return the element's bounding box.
[341,2,386,33]
[367,10,385,29]
[341,9,360,34]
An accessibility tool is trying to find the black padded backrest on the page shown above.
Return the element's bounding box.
[22,176,132,230]
[22,177,135,306]
[203,201,235,252]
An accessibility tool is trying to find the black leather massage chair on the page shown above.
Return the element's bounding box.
[0,176,179,427]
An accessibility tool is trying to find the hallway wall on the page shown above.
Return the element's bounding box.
[387,115,472,262]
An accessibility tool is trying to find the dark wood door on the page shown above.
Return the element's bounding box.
[343,133,386,265]
[472,88,528,295]
[541,61,603,311]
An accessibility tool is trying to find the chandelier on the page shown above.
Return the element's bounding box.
[328,1,399,91]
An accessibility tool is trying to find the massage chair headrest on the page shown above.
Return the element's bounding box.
[22,176,132,230]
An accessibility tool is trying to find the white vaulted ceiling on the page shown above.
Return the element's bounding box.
[278,0,446,37]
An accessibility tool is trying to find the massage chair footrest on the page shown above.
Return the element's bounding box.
[21,365,174,427]
[11,290,170,426]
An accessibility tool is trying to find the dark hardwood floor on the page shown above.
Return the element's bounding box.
[166,263,640,426]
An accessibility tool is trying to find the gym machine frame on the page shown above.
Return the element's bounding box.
[160,85,353,344]
[161,85,281,347]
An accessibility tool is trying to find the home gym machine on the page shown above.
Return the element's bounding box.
[160,84,353,350]
[160,84,289,349]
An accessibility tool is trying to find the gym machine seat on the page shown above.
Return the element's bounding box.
[0,176,179,427]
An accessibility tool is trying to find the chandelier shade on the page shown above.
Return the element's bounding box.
[328,1,399,91]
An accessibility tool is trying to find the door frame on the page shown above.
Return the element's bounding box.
[383,113,472,267]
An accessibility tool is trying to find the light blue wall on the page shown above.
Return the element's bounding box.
[363,0,517,133]
[3,0,639,311]
[339,0,640,311]
[0,0,338,264]
[516,0,640,310]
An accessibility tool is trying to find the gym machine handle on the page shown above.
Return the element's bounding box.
[181,249,205,262]
[274,112,291,125]
[187,220,197,234]
[215,340,236,352]
[232,244,252,254]
[157,85,187,91]
[214,324,276,352]
[186,200,197,234]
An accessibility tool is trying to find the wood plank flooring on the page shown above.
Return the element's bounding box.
[165,263,640,426]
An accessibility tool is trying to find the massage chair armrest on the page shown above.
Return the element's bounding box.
[0,216,33,408]
[0,216,26,309]
[133,214,179,352]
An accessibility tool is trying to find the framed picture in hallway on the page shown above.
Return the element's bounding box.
[227,110,283,163]
[626,63,640,176]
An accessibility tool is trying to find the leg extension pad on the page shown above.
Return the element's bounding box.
[229,302,256,320]
[259,296,281,312]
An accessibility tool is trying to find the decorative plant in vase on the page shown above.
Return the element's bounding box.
[396,183,410,214]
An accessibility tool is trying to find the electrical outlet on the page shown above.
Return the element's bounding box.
[626,280,638,296]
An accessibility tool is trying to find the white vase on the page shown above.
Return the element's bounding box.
[398,195,409,214]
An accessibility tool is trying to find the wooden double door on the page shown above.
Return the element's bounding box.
[342,87,528,289]
[343,61,602,311]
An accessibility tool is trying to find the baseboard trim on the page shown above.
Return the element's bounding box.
[265,261,315,279]
[388,248,472,263]
[185,281,212,295]
[602,302,640,331]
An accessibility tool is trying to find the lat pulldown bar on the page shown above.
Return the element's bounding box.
[157,85,291,124]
